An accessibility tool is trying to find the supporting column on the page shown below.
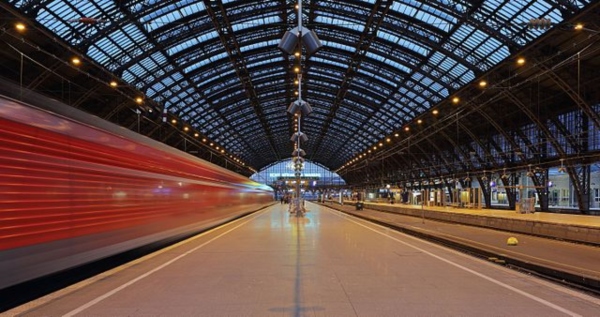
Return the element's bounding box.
[477,176,492,209]
[501,173,517,210]
[528,168,549,212]
[569,164,591,214]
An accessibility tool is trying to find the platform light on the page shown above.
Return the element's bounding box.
[574,23,584,31]
[516,57,526,65]
[432,109,439,115]
[183,126,189,132]
[194,133,199,137]
[71,57,81,65]
[290,132,308,143]
[171,119,177,124]
[292,148,306,156]
[15,22,26,32]
[417,119,422,124]
[394,133,399,137]
[135,97,143,104]
[379,143,383,147]
[527,18,552,30]
[278,26,323,55]
[479,80,487,88]
[287,99,313,116]
[386,138,391,143]
[404,126,410,131]
[109,81,118,87]
[452,97,460,104]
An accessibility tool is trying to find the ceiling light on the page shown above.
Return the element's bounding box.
[479,80,487,88]
[71,57,81,65]
[15,22,26,31]
[516,57,526,65]
[278,26,322,55]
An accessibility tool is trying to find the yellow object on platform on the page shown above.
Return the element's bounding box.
[507,237,519,246]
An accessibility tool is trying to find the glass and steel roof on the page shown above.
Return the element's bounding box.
[8,0,591,170]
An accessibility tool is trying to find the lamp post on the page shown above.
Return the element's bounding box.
[280,0,321,217]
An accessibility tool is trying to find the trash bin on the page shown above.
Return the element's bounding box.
[356,202,364,210]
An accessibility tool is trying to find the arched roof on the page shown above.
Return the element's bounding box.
[2,0,595,172]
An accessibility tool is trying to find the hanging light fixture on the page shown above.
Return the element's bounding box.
[526,164,534,177]
[558,159,567,173]
[501,168,509,179]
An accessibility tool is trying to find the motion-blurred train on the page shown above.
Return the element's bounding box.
[0,86,273,290]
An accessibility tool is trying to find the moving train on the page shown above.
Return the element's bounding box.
[0,88,273,290]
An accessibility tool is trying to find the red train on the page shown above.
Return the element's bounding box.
[0,93,273,290]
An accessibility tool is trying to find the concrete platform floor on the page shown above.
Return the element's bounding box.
[6,202,600,317]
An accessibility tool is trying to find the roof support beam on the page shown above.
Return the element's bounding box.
[203,0,280,164]
[310,0,393,163]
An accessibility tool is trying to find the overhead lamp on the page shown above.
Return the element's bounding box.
[109,81,118,87]
[71,57,81,65]
[527,18,552,30]
[501,168,509,179]
[287,99,313,116]
[452,97,460,104]
[526,165,534,177]
[558,159,567,173]
[278,26,323,55]
[292,148,306,156]
[290,132,308,143]
[15,22,26,31]
[516,57,526,65]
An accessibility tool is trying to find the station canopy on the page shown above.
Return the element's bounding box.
[5,0,594,171]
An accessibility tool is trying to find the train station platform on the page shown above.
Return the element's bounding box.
[5,202,600,316]
[338,201,600,245]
